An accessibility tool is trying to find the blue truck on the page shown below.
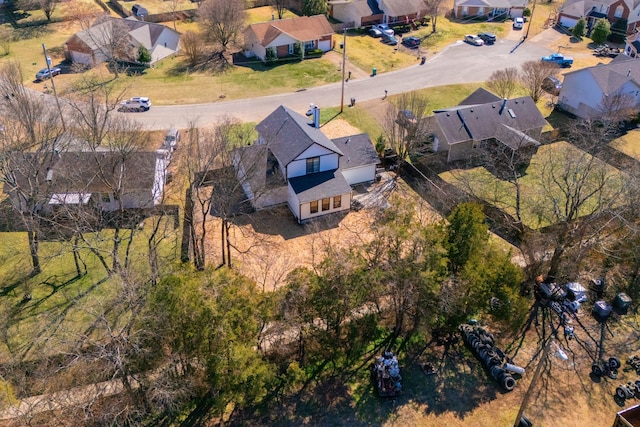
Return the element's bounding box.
[541,53,574,67]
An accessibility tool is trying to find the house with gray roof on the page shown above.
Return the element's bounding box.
[234,105,379,223]
[243,15,334,62]
[64,16,180,67]
[3,150,168,215]
[430,89,547,162]
[329,0,384,27]
[558,55,640,119]
[453,0,527,19]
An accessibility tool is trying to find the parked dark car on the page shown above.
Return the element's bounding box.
[131,3,148,18]
[542,76,562,95]
[381,33,398,46]
[401,36,421,48]
[478,32,496,44]
[369,27,382,38]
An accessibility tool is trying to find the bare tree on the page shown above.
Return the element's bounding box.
[423,0,444,32]
[181,30,206,68]
[532,131,628,279]
[487,67,520,99]
[38,0,57,21]
[198,0,247,59]
[0,62,65,275]
[382,91,431,162]
[599,90,636,127]
[520,60,558,102]
[78,16,134,77]
[271,0,287,19]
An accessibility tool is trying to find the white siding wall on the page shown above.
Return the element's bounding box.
[287,145,339,179]
[341,164,375,185]
[70,51,94,66]
[287,185,301,220]
[559,71,601,118]
[267,33,298,49]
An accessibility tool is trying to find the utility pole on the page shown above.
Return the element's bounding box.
[524,0,538,40]
[340,28,347,113]
[42,44,66,131]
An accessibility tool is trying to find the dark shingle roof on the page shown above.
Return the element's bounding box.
[458,87,501,106]
[256,105,343,166]
[332,133,379,170]
[434,96,547,145]
[288,170,351,203]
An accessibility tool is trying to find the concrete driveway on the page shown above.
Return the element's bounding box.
[128,36,553,130]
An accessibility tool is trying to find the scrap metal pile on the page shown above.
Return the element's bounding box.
[372,351,403,397]
[459,324,523,392]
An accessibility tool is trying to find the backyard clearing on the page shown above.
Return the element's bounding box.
[440,141,627,229]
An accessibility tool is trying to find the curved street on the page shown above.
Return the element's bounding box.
[131,35,553,129]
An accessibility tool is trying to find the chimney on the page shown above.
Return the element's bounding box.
[306,103,320,128]
[499,98,507,115]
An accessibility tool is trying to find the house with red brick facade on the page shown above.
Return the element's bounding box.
[243,15,334,62]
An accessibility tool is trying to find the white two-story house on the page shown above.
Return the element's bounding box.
[234,105,379,223]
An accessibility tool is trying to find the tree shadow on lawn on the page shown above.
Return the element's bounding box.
[164,53,232,77]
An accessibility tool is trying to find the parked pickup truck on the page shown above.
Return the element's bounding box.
[541,53,574,67]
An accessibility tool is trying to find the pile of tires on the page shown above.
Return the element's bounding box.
[459,324,517,392]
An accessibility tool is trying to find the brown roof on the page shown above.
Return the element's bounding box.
[246,15,334,47]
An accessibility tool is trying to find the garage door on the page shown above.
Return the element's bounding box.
[318,40,331,52]
[559,15,578,28]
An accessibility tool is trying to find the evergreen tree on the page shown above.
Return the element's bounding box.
[572,18,586,38]
[591,18,611,44]
[137,45,151,64]
[302,0,327,16]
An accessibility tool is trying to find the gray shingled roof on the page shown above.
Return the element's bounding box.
[4,151,158,195]
[382,0,425,16]
[434,96,547,145]
[256,105,343,166]
[563,55,640,96]
[288,170,351,202]
[333,133,380,170]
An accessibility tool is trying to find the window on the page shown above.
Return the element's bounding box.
[462,6,468,16]
[310,200,318,214]
[288,44,294,55]
[322,198,330,211]
[306,157,320,174]
[333,195,342,209]
[101,193,111,203]
[615,5,623,18]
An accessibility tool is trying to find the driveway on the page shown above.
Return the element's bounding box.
[127,36,553,130]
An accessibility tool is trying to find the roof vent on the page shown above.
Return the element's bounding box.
[499,98,507,115]
[508,108,516,118]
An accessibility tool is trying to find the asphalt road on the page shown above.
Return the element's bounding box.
[129,38,552,130]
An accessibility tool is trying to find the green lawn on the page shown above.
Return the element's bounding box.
[440,141,626,229]
[0,218,179,362]
[610,129,640,160]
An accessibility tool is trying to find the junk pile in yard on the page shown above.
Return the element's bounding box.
[459,324,523,391]
[372,351,403,397]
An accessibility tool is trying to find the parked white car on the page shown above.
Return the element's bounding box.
[513,17,524,29]
[119,96,151,112]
